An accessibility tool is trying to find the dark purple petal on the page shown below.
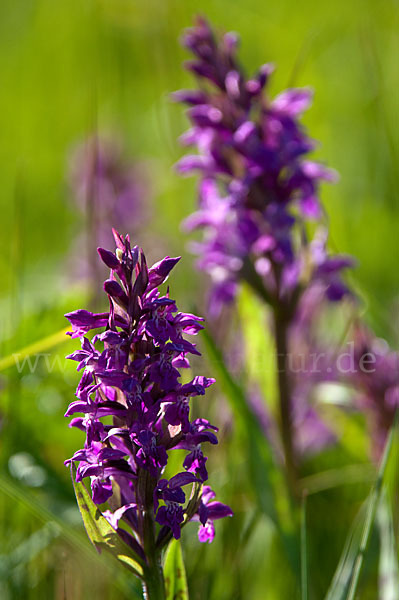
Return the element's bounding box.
[104,279,128,301]
[171,90,208,105]
[65,310,110,337]
[155,503,184,540]
[91,477,113,505]
[168,472,198,488]
[205,501,234,520]
[97,247,120,270]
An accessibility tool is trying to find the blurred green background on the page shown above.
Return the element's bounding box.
[0,1,398,599]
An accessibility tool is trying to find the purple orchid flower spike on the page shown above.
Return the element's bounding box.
[175,17,356,495]
[69,135,150,247]
[175,18,349,318]
[67,134,151,290]
[65,230,232,596]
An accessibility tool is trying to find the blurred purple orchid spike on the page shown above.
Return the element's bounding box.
[65,230,232,595]
[175,17,356,492]
[67,135,151,288]
[175,17,353,318]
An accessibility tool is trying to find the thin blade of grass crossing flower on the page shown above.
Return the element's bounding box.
[324,505,366,600]
[0,327,69,371]
[325,418,397,600]
[377,417,399,600]
[200,328,299,577]
[163,539,189,600]
[346,420,397,600]
[377,491,399,600]
[71,465,145,579]
[300,464,375,496]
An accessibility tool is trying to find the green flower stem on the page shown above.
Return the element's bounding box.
[138,472,166,600]
[141,507,165,600]
[244,258,299,498]
[142,560,166,600]
[244,266,299,498]
[274,310,298,498]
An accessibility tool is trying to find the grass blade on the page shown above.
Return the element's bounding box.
[377,492,399,600]
[325,420,397,600]
[324,506,366,600]
[301,493,308,600]
[0,327,69,371]
[163,539,189,600]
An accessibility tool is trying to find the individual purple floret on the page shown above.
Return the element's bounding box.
[175,17,352,317]
[192,485,234,543]
[65,230,232,561]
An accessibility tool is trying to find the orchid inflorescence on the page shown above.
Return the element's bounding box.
[175,17,354,317]
[69,135,149,251]
[64,230,232,575]
[67,135,150,288]
[62,17,399,600]
[174,17,358,482]
[175,17,399,472]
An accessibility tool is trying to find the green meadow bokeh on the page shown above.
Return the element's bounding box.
[0,1,398,599]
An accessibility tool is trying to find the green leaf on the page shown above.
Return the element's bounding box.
[71,466,144,579]
[377,492,399,600]
[238,285,278,411]
[163,539,189,600]
[382,424,399,526]
[325,420,397,600]
[324,502,366,600]
[301,494,308,600]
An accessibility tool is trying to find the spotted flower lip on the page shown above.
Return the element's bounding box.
[65,230,232,553]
